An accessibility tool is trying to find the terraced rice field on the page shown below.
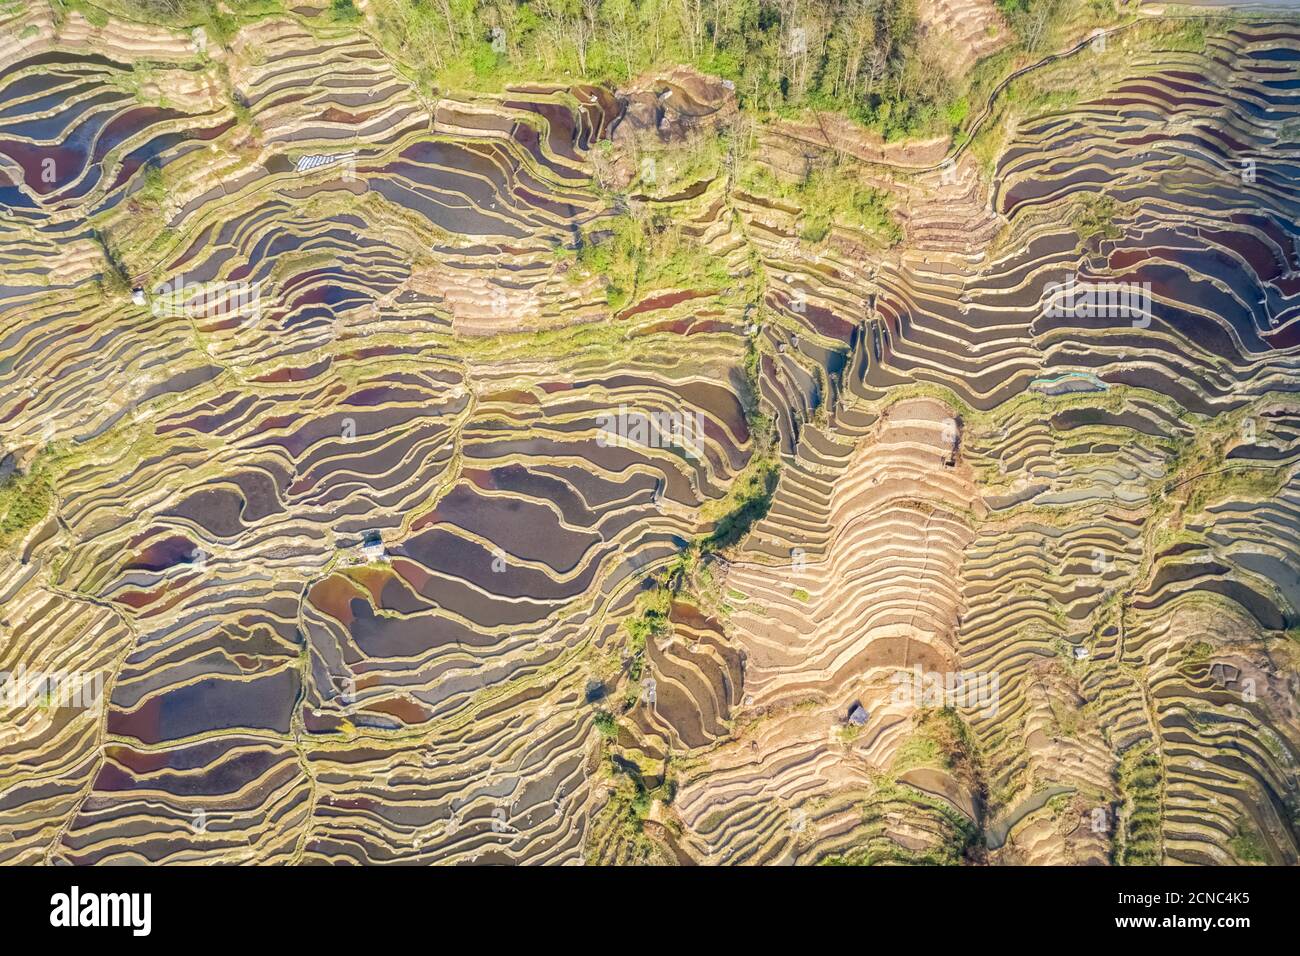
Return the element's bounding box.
[1,2,1298,867]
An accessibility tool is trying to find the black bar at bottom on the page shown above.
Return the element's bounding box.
[0,864,1284,943]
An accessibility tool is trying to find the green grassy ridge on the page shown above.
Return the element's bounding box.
[1228,817,1268,864]
[364,0,961,142]
[73,0,1107,157]
[0,458,55,550]
[69,2,1241,193]
[584,753,677,864]
[740,161,901,247]
[52,0,289,40]
[821,782,982,865]
[565,210,736,309]
[965,13,1225,174]
[1116,741,1162,864]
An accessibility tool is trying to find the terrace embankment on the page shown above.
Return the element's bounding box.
[606,17,1300,865]
[0,5,1298,865]
[659,397,987,865]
